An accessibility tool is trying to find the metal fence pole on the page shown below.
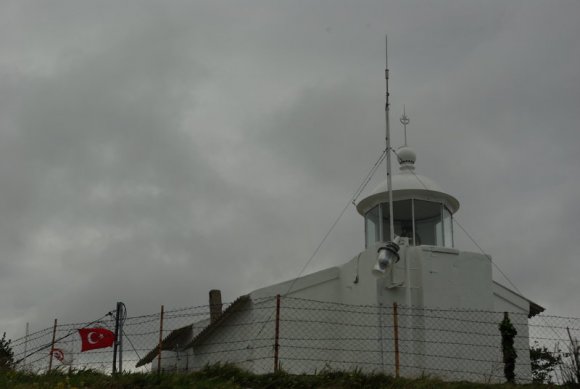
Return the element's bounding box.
[113,302,121,374]
[157,305,164,374]
[23,322,29,371]
[393,302,400,378]
[119,311,123,374]
[378,303,385,372]
[567,327,580,383]
[274,294,281,372]
[47,319,57,372]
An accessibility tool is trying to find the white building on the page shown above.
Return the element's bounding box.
[137,144,543,383]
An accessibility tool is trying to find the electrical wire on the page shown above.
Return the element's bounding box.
[390,148,522,293]
[284,149,386,296]
[121,327,145,371]
[248,149,387,345]
[390,148,567,347]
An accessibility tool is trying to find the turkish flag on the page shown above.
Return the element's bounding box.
[78,327,115,352]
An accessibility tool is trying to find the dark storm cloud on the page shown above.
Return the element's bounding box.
[0,0,579,339]
[0,2,240,327]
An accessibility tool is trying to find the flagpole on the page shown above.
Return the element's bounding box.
[112,302,121,374]
[119,303,125,373]
[48,319,57,372]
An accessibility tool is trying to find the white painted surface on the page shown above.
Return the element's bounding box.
[169,156,537,383]
[177,242,535,382]
[356,168,460,215]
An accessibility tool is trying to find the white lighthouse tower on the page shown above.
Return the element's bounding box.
[355,119,488,311]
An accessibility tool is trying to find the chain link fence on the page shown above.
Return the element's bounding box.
[9,296,579,384]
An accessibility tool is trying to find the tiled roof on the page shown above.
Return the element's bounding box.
[134,295,250,368]
[135,324,193,368]
[184,295,250,348]
[529,301,545,318]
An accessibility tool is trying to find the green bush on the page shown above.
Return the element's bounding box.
[0,363,565,388]
[0,332,14,371]
[530,342,562,384]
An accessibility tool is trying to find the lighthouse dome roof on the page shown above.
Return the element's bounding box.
[356,147,460,216]
[370,171,444,194]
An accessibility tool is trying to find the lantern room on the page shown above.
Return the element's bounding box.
[356,146,460,249]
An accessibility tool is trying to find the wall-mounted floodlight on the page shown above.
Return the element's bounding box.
[372,238,401,278]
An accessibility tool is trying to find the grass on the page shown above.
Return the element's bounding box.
[0,364,569,389]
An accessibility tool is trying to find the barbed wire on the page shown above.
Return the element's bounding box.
[9,296,578,385]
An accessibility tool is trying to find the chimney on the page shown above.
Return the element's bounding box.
[209,289,222,323]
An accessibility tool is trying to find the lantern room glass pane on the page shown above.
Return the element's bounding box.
[443,206,453,248]
[366,199,451,248]
[365,205,380,248]
[435,215,443,246]
[380,200,413,243]
[414,200,443,246]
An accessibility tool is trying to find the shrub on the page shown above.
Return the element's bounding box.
[0,332,14,371]
[530,342,561,384]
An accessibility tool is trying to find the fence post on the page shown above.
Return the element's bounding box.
[157,305,164,374]
[113,302,121,374]
[23,322,29,371]
[393,302,400,378]
[274,294,281,372]
[47,319,57,372]
[566,327,580,383]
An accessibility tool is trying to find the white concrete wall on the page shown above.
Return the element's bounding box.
[276,297,384,374]
[189,299,259,372]
[336,244,533,383]
[250,267,342,302]
[175,244,535,383]
[153,350,188,373]
[418,247,493,310]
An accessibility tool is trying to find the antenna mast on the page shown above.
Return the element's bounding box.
[385,35,395,241]
[401,105,409,146]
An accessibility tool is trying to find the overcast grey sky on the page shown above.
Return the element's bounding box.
[1,1,579,339]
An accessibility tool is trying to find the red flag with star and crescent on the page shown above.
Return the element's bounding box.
[78,327,115,352]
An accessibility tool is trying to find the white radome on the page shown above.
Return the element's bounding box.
[396,146,416,165]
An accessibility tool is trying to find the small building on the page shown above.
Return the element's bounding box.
[137,144,543,383]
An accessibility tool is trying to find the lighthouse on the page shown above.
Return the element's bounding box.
[354,123,490,312]
[138,51,543,383]
[140,111,542,382]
